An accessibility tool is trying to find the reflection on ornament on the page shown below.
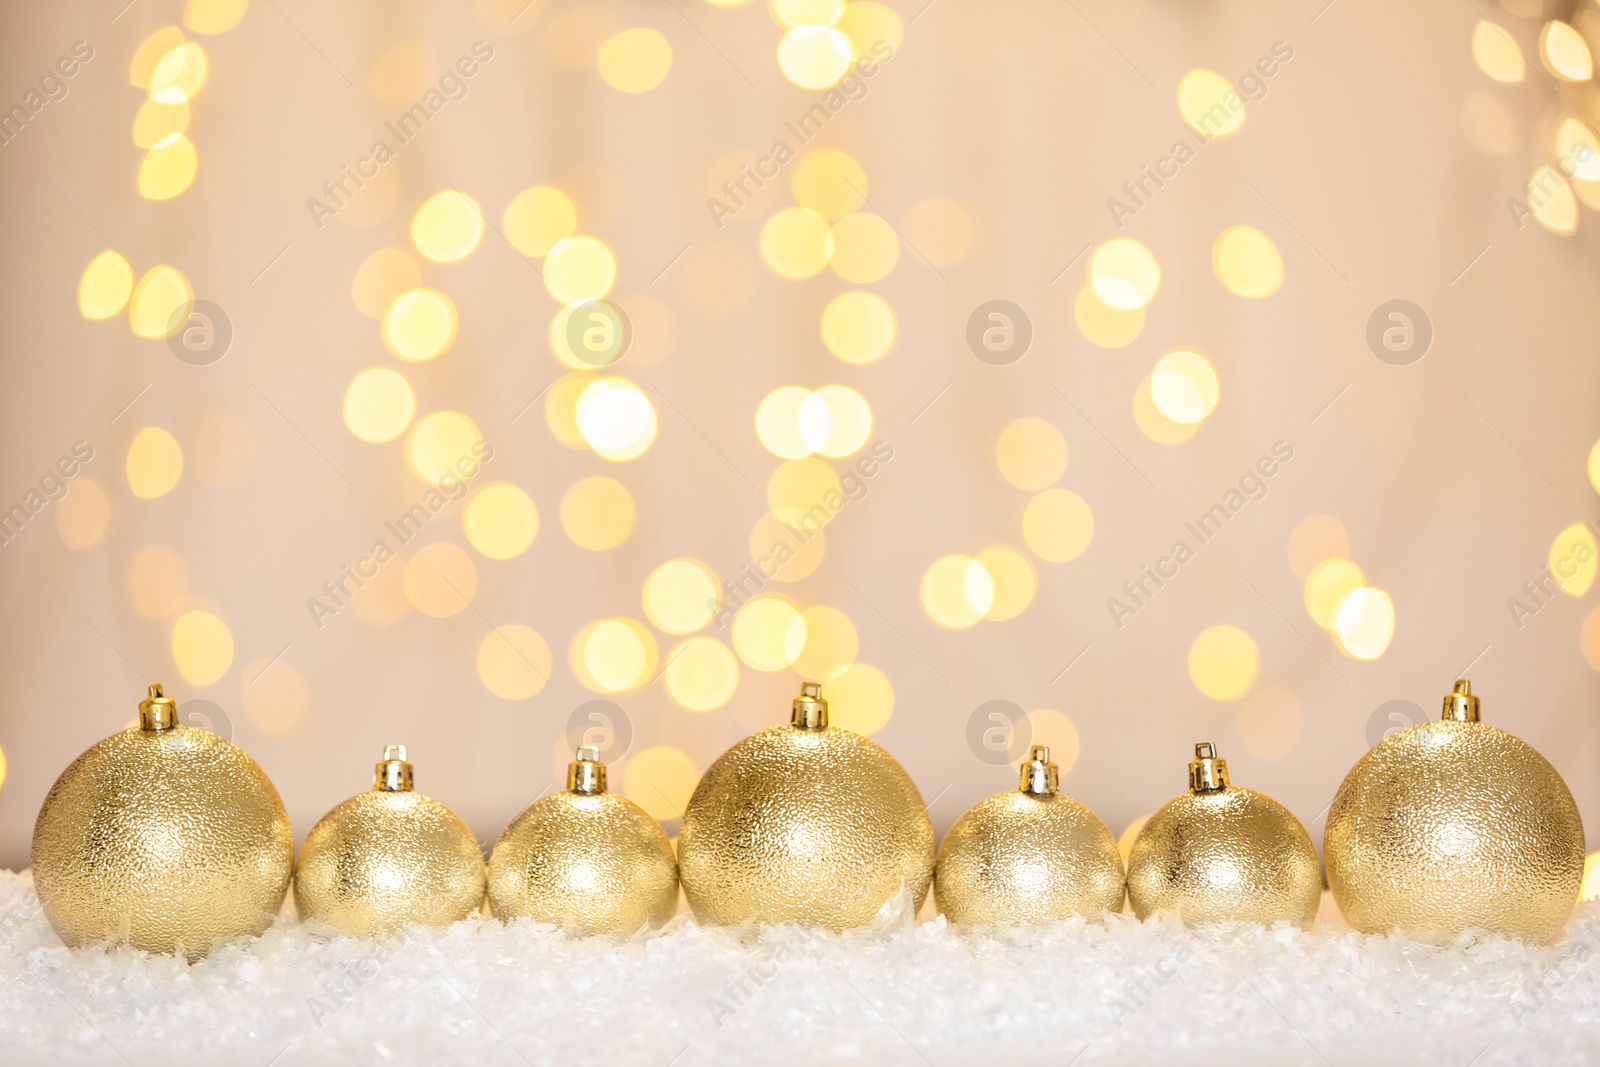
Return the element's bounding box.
[1325,680,1584,944]
[31,684,294,960]
[934,746,1124,925]
[487,746,677,935]
[1126,742,1320,928]
[677,681,934,929]
[294,745,486,937]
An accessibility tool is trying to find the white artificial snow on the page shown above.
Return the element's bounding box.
[2,870,1598,1065]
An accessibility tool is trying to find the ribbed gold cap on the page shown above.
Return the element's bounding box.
[138,683,178,731]
[1188,741,1230,793]
[568,745,607,794]
[374,744,414,791]
[791,681,829,730]
[1441,679,1481,723]
[1019,745,1059,795]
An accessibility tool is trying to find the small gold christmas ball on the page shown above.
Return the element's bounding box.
[31,685,294,959]
[487,746,677,935]
[1127,742,1320,928]
[294,745,486,937]
[1326,680,1584,944]
[678,682,934,929]
[934,746,1124,925]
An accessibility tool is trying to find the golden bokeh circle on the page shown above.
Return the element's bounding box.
[560,476,636,550]
[995,418,1068,491]
[820,291,896,364]
[171,609,234,687]
[732,596,805,671]
[1213,225,1284,298]
[343,368,416,443]
[382,288,458,362]
[462,484,539,560]
[477,624,553,699]
[410,190,485,263]
[403,542,478,617]
[406,411,483,485]
[1187,624,1259,702]
[920,554,994,629]
[643,559,720,634]
[127,427,184,500]
[663,636,740,712]
[1022,489,1094,563]
[597,27,673,93]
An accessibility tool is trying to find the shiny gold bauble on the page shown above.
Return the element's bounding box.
[934,745,1124,925]
[678,682,934,929]
[1127,742,1320,928]
[487,745,677,935]
[294,745,486,937]
[31,684,294,959]
[1326,679,1584,944]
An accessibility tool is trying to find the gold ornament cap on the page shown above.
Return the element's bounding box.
[568,745,607,794]
[1441,678,1480,722]
[139,683,178,731]
[374,744,414,791]
[1019,745,1059,796]
[1188,742,1229,793]
[791,681,828,729]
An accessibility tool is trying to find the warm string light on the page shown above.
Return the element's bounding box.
[41,1,1600,847]
[1469,13,1600,234]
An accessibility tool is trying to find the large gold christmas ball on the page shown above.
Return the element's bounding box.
[295,746,486,937]
[678,682,934,929]
[1325,680,1584,944]
[1127,742,1320,928]
[31,685,294,959]
[934,746,1123,925]
[487,746,677,935]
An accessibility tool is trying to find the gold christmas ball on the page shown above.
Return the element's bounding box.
[1127,742,1320,928]
[31,684,294,959]
[678,682,934,929]
[934,745,1124,925]
[1325,679,1584,944]
[487,745,677,935]
[294,745,486,937]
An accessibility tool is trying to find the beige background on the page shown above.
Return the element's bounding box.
[0,0,1596,873]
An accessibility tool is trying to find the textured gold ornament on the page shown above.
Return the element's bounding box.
[934,745,1124,925]
[1127,742,1320,928]
[487,745,677,935]
[31,684,294,959]
[678,682,934,929]
[1325,679,1584,944]
[294,745,486,937]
